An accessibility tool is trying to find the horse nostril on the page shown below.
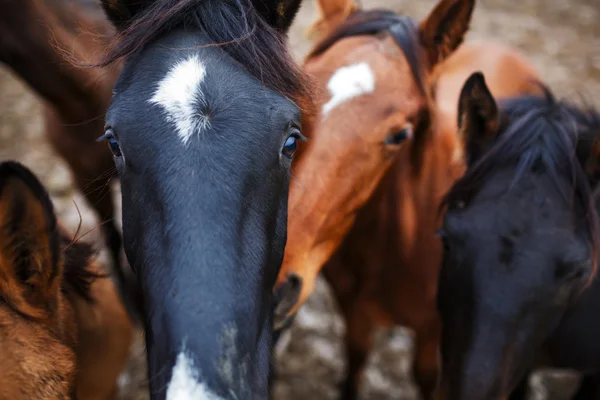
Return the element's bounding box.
[273,273,303,329]
[287,273,302,290]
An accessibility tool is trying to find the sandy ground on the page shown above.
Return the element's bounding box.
[0,0,598,399]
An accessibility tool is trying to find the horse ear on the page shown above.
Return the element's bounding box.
[0,162,62,320]
[252,0,304,33]
[419,0,475,70]
[305,0,357,40]
[100,0,154,30]
[457,72,499,165]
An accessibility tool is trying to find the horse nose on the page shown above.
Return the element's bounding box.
[273,273,303,330]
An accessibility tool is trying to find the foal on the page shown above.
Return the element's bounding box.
[0,161,132,400]
[0,0,140,321]
[274,0,541,398]
[437,72,600,400]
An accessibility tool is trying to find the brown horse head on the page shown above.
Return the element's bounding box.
[274,0,475,323]
[0,161,79,398]
[0,161,131,400]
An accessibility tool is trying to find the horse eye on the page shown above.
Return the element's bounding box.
[108,137,122,157]
[101,129,122,158]
[282,130,300,159]
[385,125,413,145]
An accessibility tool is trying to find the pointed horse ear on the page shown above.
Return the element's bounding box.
[305,0,357,40]
[252,0,304,33]
[100,0,155,30]
[457,72,500,165]
[0,162,62,320]
[419,0,475,70]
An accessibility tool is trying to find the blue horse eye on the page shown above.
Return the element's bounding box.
[282,135,297,158]
[108,137,122,157]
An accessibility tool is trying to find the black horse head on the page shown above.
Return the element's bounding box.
[437,72,600,399]
[99,0,309,397]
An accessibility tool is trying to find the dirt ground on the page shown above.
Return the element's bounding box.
[0,0,598,399]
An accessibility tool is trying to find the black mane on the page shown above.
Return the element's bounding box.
[61,233,103,302]
[308,9,424,93]
[99,0,308,104]
[444,89,600,274]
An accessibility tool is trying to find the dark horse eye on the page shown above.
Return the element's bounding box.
[108,137,122,157]
[282,131,300,159]
[385,125,413,145]
[98,129,122,158]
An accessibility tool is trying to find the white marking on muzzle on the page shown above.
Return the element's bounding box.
[166,352,224,400]
[149,55,210,145]
[322,62,375,115]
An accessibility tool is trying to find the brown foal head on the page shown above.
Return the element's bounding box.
[0,162,98,400]
[274,0,475,323]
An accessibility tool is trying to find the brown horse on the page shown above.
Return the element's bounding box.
[274,0,542,398]
[0,0,140,321]
[0,161,132,400]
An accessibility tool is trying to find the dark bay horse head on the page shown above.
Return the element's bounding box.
[0,161,131,400]
[0,161,79,399]
[437,72,600,399]
[98,0,311,398]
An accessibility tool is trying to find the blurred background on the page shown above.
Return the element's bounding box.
[0,0,598,398]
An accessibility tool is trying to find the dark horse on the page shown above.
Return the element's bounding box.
[437,72,600,399]
[97,0,311,398]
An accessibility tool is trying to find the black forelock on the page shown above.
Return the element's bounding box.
[98,0,309,106]
[61,234,103,302]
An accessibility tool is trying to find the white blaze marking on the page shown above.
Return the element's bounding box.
[322,62,375,115]
[166,352,224,400]
[149,55,210,145]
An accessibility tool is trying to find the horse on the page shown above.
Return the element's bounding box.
[0,161,132,400]
[272,0,544,398]
[0,0,141,322]
[437,71,600,399]
[96,0,313,398]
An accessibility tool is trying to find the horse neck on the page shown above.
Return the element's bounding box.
[0,0,117,122]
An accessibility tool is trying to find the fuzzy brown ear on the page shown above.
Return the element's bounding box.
[100,0,155,30]
[0,162,62,320]
[305,0,357,40]
[457,72,500,165]
[419,0,475,69]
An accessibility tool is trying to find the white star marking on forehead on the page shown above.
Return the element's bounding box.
[322,62,375,115]
[166,352,224,400]
[149,55,211,145]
